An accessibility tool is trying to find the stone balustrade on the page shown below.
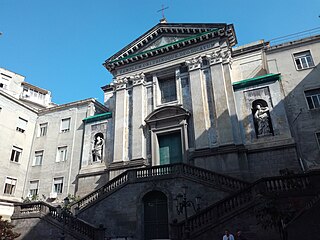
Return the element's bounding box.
[75,163,249,211]
[12,202,97,239]
[174,170,320,239]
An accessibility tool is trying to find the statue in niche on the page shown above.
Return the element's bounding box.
[92,133,104,162]
[254,103,272,136]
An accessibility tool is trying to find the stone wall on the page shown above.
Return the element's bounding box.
[12,217,78,240]
[77,177,230,240]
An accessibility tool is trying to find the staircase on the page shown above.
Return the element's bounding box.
[172,170,319,239]
[73,163,250,212]
[12,201,102,240]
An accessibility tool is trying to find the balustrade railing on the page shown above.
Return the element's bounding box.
[13,202,96,239]
[75,163,249,211]
[175,172,314,239]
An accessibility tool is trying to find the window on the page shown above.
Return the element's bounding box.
[4,177,17,195]
[293,50,315,70]
[16,117,28,133]
[10,146,22,163]
[159,77,177,103]
[305,88,320,110]
[52,177,63,194]
[56,146,67,162]
[316,132,320,150]
[29,180,39,196]
[60,118,71,133]
[33,151,43,166]
[0,73,10,89]
[39,123,48,137]
[0,83,7,89]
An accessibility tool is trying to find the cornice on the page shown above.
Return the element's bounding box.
[104,23,237,72]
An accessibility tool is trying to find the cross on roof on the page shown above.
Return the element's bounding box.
[157,4,169,19]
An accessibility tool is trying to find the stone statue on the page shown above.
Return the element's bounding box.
[92,135,104,162]
[254,104,271,136]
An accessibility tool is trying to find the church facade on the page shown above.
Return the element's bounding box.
[1,21,320,239]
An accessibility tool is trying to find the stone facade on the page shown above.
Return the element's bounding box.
[1,21,320,239]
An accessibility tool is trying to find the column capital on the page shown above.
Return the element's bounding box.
[185,56,202,71]
[113,77,128,90]
[132,72,145,86]
[206,48,232,65]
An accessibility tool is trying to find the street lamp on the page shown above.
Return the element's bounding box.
[56,196,70,240]
[174,186,201,239]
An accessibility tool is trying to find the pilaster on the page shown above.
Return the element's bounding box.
[113,77,128,162]
[186,56,210,149]
[207,49,234,145]
[131,73,147,160]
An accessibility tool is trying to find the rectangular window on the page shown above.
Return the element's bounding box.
[316,132,320,150]
[56,146,67,162]
[294,50,315,70]
[16,117,28,133]
[39,123,48,137]
[10,146,22,163]
[33,150,43,166]
[159,77,177,103]
[305,88,320,110]
[60,118,71,133]
[4,177,17,195]
[53,177,63,194]
[29,180,39,196]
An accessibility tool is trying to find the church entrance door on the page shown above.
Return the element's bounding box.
[143,191,169,240]
[158,132,182,165]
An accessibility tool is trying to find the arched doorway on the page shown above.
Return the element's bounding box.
[143,191,169,240]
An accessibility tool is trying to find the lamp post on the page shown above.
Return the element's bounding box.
[56,196,70,240]
[174,186,201,239]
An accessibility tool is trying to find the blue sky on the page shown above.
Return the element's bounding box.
[1,0,319,104]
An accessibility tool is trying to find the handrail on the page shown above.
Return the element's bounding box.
[12,202,97,239]
[74,163,250,211]
[174,171,317,239]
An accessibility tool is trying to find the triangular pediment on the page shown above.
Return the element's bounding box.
[104,22,237,72]
[141,36,187,52]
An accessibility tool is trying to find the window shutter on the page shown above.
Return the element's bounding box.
[61,118,70,131]
[5,178,17,185]
[54,178,63,184]
[17,117,28,130]
[30,181,39,189]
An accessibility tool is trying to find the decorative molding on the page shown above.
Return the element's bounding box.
[206,48,232,65]
[115,42,217,75]
[132,72,145,86]
[113,77,128,90]
[112,72,146,90]
[185,56,203,71]
[104,23,237,72]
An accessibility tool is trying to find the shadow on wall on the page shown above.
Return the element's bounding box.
[192,73,306,180]
[281,63,320,169]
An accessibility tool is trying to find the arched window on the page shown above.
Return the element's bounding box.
[252,100,273,137]
[143,191,169,240]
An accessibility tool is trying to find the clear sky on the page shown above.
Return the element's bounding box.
[1,0,319,104]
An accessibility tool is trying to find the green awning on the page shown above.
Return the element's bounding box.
[232,73,281,90]
[83,112,112,123]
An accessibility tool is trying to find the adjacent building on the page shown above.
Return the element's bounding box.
[0,67,108,220]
